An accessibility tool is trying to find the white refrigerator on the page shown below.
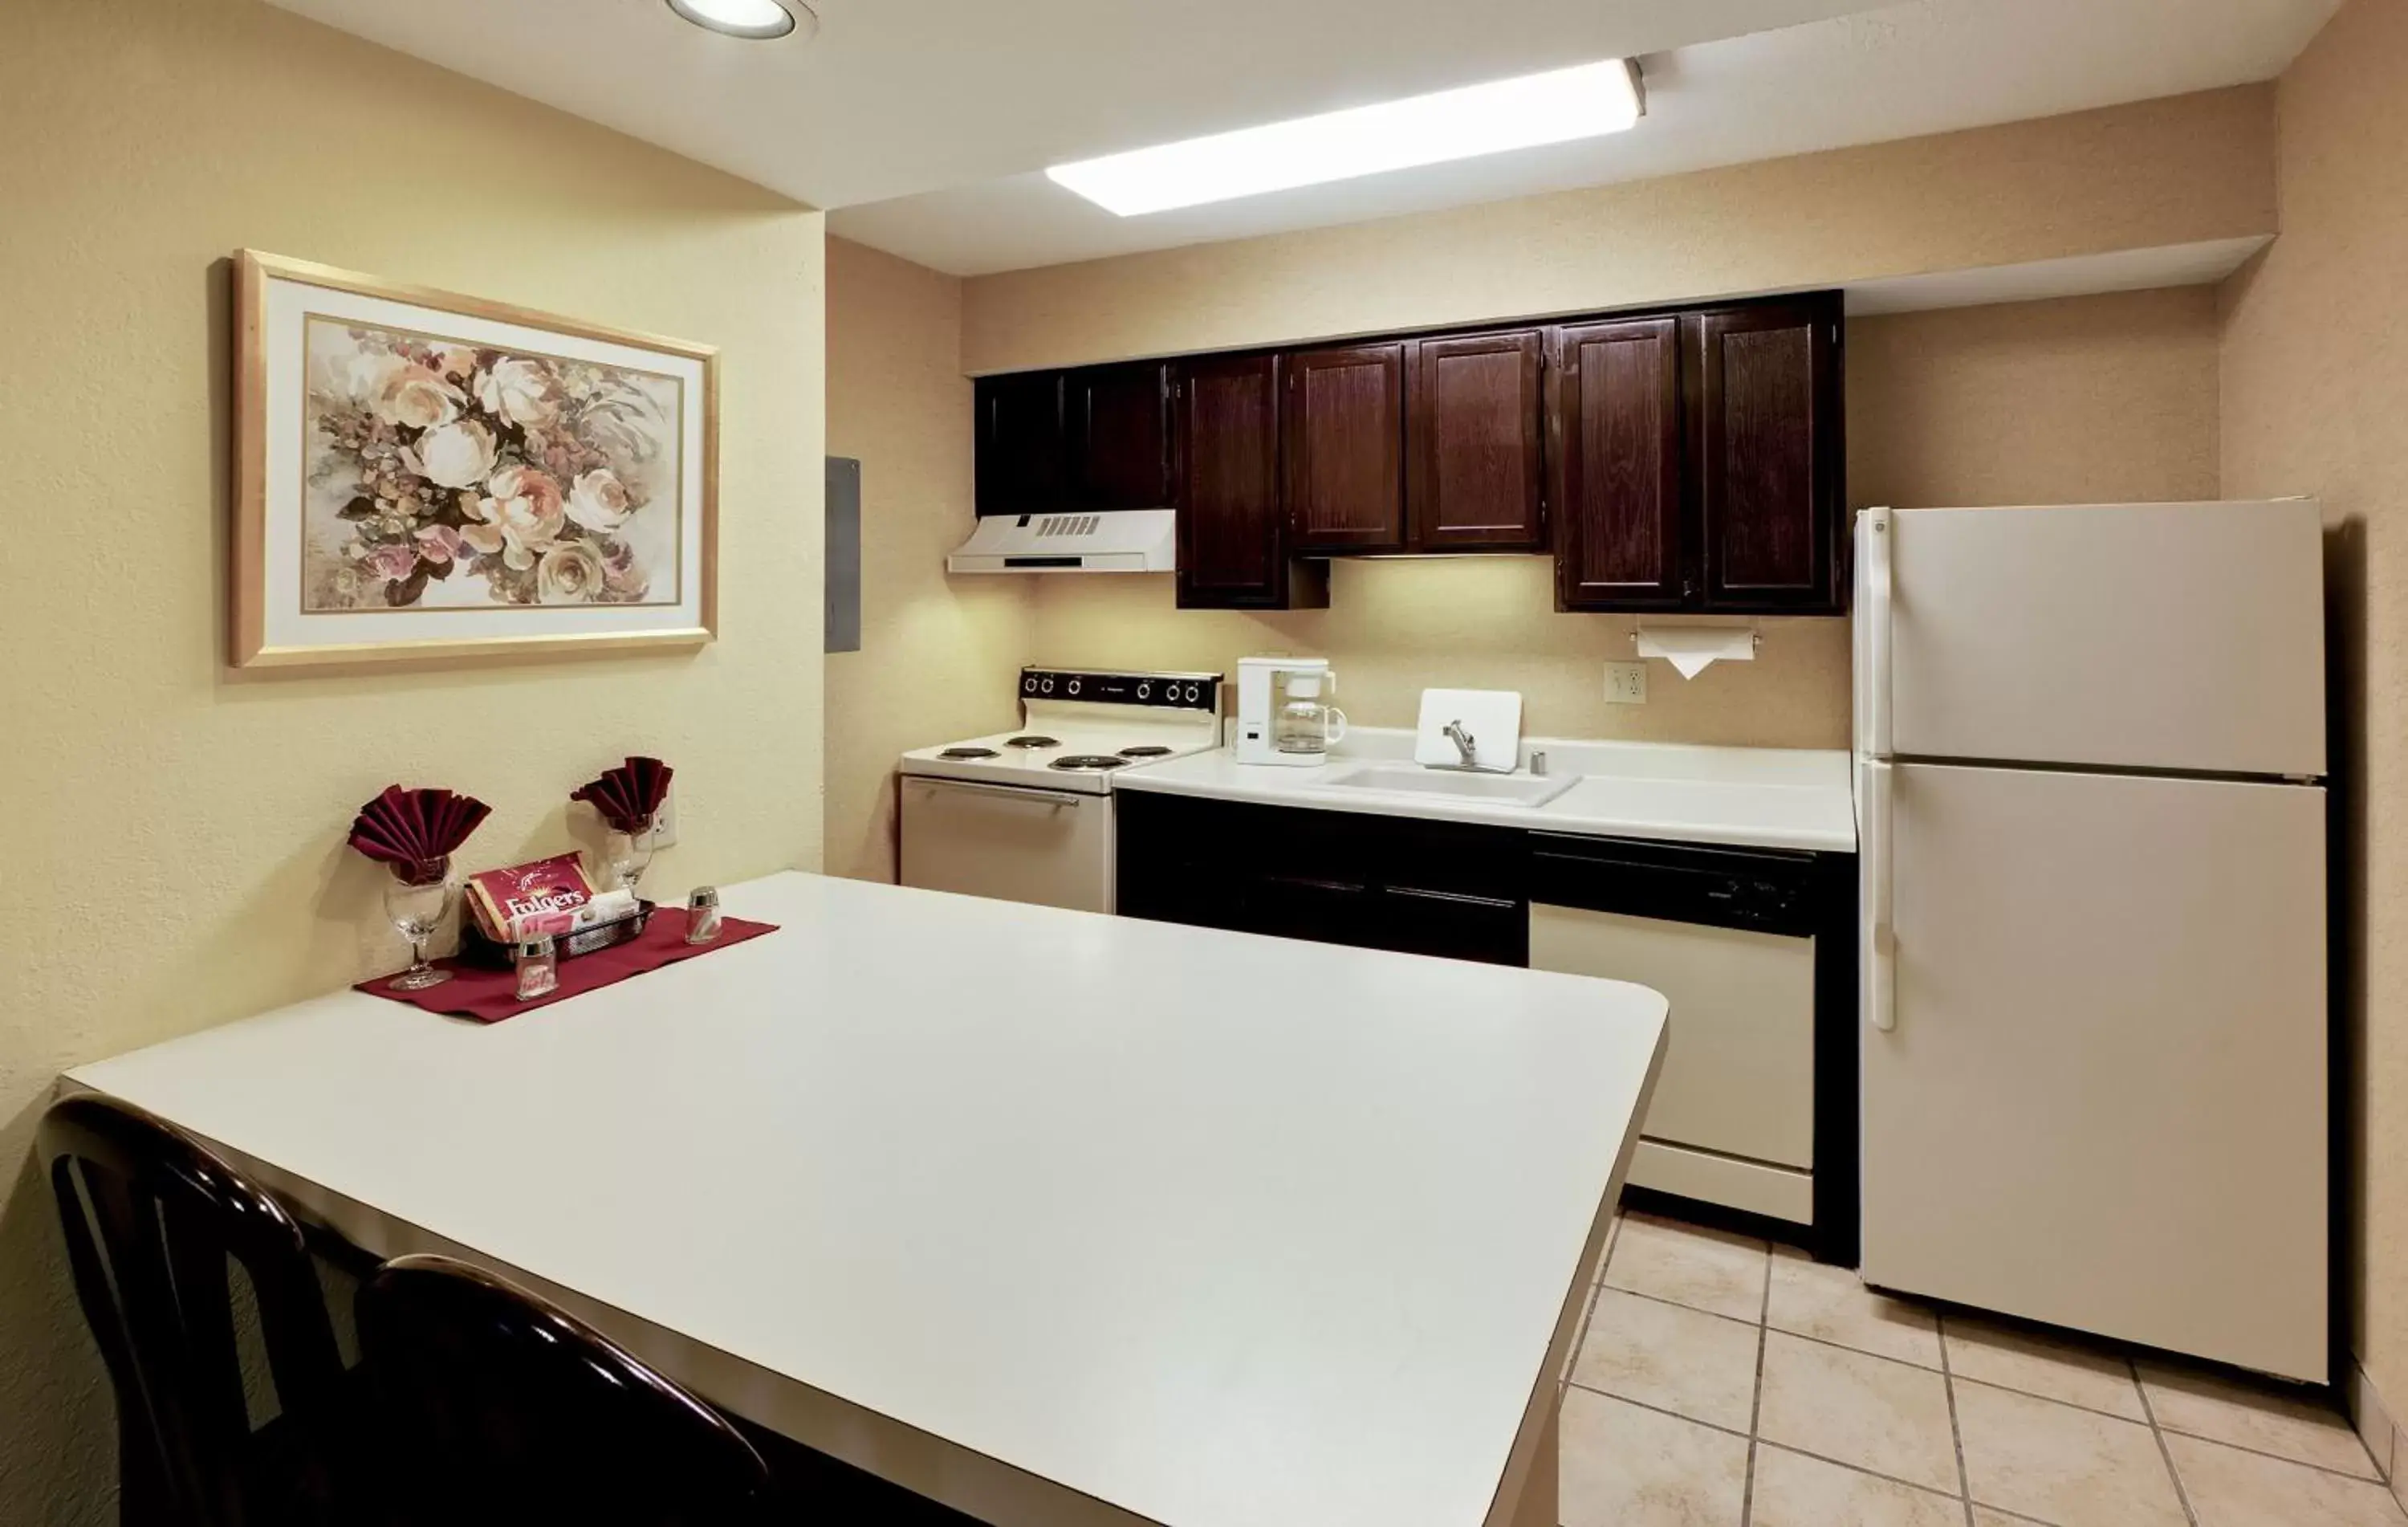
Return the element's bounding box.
[1854,501,2329,1383]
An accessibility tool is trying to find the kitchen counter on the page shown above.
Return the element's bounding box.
[65,871,1667,1527]
[1117,731,1857,853]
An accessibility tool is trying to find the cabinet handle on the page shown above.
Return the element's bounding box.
[1384,886,1519,911]
[907,778,1087,809]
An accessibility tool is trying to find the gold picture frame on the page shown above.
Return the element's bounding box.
[231,250,719,670]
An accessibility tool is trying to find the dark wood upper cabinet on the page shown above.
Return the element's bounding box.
[973,372,1065,517]
[1283,344,1405,553]
[1689,298,1842,613]
[1409,330,1546,552]
[970,290,1844,617]
[1552,316,1686,610]
[1176,354,1326,610]
[1066,361,1172,510]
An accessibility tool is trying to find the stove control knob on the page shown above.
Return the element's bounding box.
[1137,682,1152,700]
[1039,677,1055,694]
[1023,676,1037,694]
[1182,684,1200,702]
[1066,678,1081,696]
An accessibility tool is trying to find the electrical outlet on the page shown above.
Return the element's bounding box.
[1605,662,1648,705]
[651,786,678,848]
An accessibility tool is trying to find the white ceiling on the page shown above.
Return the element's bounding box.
[270,0,2336,278]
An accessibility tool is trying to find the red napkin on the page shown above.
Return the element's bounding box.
[571,756,674,834]
[348,785,491,886]
[356,906,776,1023]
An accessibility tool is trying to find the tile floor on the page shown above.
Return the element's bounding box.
[1560,1211,2402,1527]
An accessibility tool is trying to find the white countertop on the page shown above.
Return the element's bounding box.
[1117,731,1858,853]
[67,872,1667,1527]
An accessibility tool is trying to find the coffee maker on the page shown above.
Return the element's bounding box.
[1235,657,1348,768]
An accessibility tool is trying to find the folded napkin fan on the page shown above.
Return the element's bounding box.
[571,755,674,835]
[348,785,491,886]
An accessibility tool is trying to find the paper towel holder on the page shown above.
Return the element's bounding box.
[1629,623,1763,653]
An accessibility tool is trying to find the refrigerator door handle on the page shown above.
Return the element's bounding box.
[1864,758,1897,1033]
[1861,507,1894,759]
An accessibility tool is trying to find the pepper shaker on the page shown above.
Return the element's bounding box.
[685,886,722,945]
[514,934,559,1000]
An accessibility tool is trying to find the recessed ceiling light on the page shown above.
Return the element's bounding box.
[665,0,814,41]
[1046,59,1644,218]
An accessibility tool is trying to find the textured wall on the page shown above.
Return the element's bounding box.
[961,87,2276,375]
[824,238,1033,881]
[1024,287,2225,747]
[2219,0,2408,1417]
[1850,287,2223,510]
[0,2,826,1518]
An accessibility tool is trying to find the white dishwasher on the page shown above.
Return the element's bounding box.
[1528,833,1851,1254]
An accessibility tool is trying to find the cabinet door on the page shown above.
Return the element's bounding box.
[1283,343,1405,553]
[1690,299,1841,613]
[1409,330,1545,552]
[973,372,1066,516]
[1550,317,1686,610]
[1067,361,1171,510]
[1175,355,1296,608]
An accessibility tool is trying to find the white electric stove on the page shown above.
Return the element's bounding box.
[897,668,1222,913]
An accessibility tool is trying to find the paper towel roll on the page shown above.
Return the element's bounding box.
[1634,625,1756,678]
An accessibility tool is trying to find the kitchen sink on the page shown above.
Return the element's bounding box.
[1314,764,1577,808]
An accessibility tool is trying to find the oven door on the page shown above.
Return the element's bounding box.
[898,776,1115,914]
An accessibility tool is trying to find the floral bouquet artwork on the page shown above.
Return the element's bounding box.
[233,251,718,670]
[303,323,677,613]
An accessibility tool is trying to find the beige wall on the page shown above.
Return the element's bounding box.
[962,87,2275,375]
[2220,0,2408,1417]
[824,238,1032,881]
[1025,287,2224,746]
[1851,287,2223,510]
[0,2,825,1519]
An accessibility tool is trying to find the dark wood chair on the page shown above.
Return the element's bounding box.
[353,1254,770,1525]
[39,1093,354,1527]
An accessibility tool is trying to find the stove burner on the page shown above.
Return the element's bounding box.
[1048,755,1129,772]
[1003,735,1060,749]
[938,747,999,760]
[1117,745,1174,759]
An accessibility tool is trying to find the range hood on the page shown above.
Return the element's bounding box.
[946,509,1176,574]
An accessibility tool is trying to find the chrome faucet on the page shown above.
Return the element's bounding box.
[1442,719,1477,767]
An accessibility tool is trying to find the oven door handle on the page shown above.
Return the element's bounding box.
[905,777,1090,809]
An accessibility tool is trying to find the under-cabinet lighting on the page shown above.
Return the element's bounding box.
[665,0,811,40]
[1046,58,1643,218]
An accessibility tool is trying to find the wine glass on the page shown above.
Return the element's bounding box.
[383,868,454,992]
[607,820,659,896]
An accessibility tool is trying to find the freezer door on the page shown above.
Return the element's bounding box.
[1889,501,2325,776]
[1861,762,2327,1380]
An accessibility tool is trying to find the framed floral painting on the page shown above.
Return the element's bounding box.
[231,250,717,668]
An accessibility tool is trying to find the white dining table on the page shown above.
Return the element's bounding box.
[64,872,1666,1527]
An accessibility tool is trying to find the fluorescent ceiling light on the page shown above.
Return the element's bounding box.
[1047,59,1643,218]
[665,0,811,40]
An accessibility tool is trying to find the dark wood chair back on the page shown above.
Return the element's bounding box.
[355,1254,769,1525]
[39,1093,348,1527]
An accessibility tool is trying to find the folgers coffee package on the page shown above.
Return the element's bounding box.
[466,853,598,941]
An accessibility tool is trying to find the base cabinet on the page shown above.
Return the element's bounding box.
[1117,790,1857,1262]
[1117,791,1525,965]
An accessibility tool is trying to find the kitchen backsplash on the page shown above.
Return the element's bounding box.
[1030,557,1853,750]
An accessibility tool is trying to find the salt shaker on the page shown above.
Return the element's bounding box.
[685,886,722,945]
[514,935,559,1000]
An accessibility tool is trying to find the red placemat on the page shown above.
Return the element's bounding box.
[356,906,777,1024]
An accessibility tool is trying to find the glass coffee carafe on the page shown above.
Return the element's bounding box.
[1273,671,1348,759]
